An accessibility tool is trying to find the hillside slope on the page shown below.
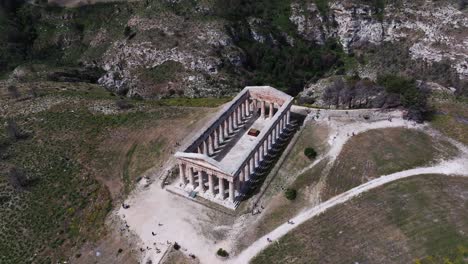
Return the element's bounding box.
[1,0,467,98]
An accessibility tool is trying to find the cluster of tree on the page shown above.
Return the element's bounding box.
[377,75,430,122]
[322,76,386,109]
[0,0,37,75]
[213,0,346,96]
[321,75,430,122]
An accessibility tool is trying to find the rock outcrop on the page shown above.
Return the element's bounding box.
[290,0,468,81]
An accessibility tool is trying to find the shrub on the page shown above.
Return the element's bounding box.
[304,147,317,159]
[8,85,20,99]
[173,242,180,250]
[284,188,297,200]
[217,248,229,257]
[115,99,133,110]
[6,119,27,140]
[9,167,37,189]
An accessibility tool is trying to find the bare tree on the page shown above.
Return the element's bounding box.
[323,79,345,108]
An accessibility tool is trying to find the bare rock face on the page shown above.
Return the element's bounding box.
[290,0,468,81]
[96,14,243,98]
[289,2,327,45]
[298,76,336,107]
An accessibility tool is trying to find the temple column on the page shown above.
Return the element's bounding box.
[255,150,260,167]
[218,125,224,144]
[245,163,250,181]
[203,139,208,155]
[218,177,225,199]
[234,112,238,128]
[269,102,274,118]
[230,114,235,131]
[249,157,255,174]
[213,130,218,148]
[229,181,235,202]
[188,167,195,187]
[208,174,215,195]
[260,101,265,118]
[260,144,264,159]
[262,143,266,157]
[199,171,206,192]
[244,99,250,117]
[240,103,244,120]
[209,134,215,154]
[179,163,187,185]
[240,169,245,187]
[224,119,229,136]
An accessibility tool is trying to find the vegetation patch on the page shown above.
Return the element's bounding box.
[252,175,468,264]
[217,248,229,257]
[284,188,297,200]
[303,147,317,159]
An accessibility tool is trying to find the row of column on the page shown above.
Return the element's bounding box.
[197,98,253,157]
[236,108,292,189]
[253,99,276,119]
[179,163,237,203]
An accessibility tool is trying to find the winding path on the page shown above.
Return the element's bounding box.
[231,157,468,263]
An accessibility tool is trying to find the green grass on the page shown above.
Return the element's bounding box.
[252,175,468,264]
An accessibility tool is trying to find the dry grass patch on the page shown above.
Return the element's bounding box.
[253,175,468,264]
[323,127,458,200]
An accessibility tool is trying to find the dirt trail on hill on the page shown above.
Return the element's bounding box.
[232,156,468,263]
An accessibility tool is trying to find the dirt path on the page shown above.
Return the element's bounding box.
[232,156,468,264]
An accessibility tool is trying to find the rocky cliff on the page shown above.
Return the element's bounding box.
[2,0,467,98]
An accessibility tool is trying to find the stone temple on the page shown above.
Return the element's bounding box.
[174,86,294,209]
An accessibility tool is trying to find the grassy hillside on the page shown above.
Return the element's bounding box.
[252,175,468,264]
[0,81,219,263]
